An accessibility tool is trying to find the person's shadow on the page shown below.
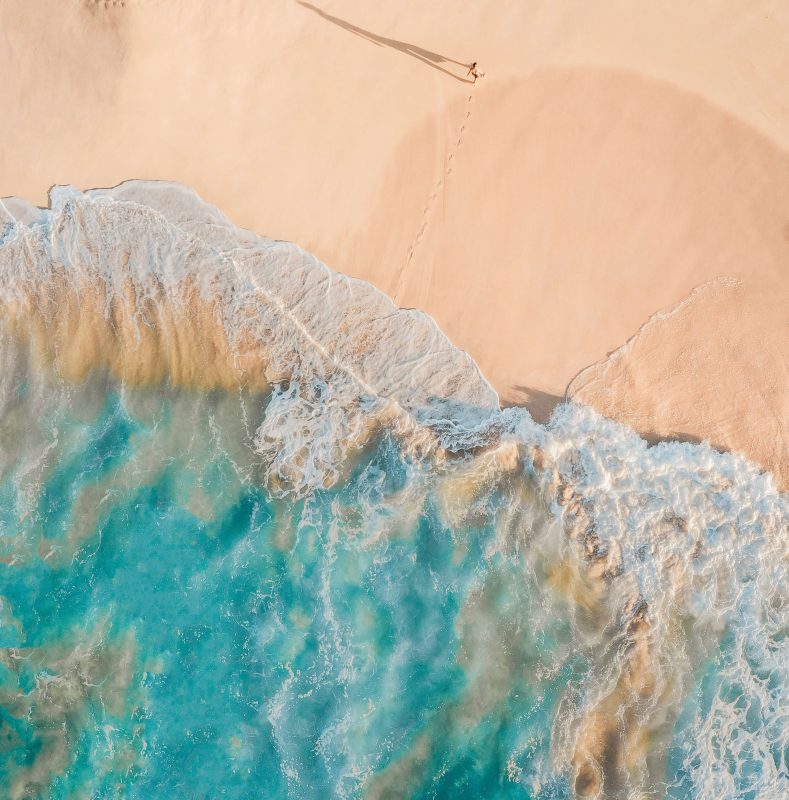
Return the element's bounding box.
[297,2,474,83]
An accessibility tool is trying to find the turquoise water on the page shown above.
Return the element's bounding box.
[0,183,786,799]
[1,377,786,799]
[0,384,579,798]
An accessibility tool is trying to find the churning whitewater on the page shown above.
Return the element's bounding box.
[0,183,786,800]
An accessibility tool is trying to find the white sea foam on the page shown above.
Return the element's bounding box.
[533,405,788,797]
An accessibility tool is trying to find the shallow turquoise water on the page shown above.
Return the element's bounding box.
[0,384,583,798]
[1,373,787,799]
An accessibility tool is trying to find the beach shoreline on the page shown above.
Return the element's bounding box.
[1,0,787,487]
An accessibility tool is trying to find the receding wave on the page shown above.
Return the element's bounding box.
[0,182,785,799]
[0,182,501,494]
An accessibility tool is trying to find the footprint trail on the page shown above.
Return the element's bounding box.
[393,92,475,304]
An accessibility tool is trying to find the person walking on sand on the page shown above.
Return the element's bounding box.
[467,62,484,83]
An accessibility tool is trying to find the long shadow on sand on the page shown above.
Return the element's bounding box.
[297,1,474,83]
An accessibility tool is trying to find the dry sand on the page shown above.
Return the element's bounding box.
[1,0,787,486]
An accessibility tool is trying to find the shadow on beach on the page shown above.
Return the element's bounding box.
[297,1,474,83]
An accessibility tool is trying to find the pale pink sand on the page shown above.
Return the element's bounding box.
[1,0,787,485]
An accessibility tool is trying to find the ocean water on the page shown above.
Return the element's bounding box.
[0,184,786,800]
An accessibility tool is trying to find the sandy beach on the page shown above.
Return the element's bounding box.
[1,0,787,487]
